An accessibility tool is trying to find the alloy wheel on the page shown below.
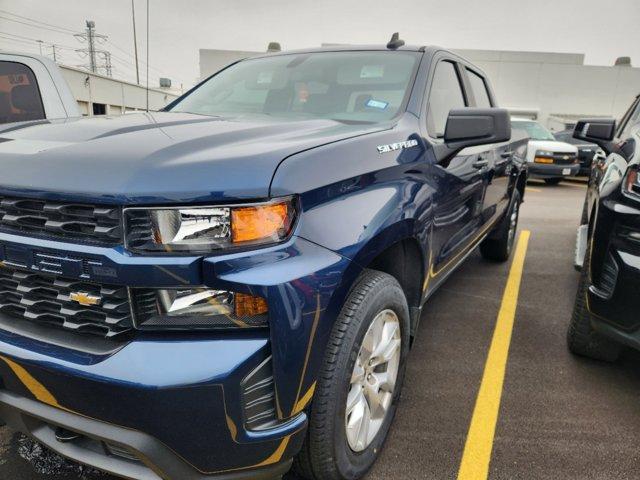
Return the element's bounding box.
[345,309,401,452]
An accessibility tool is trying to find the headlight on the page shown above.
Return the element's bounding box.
[125,198,296,253]
[132,288,269,330]
[534,150,555,164]
[535,150,554,157]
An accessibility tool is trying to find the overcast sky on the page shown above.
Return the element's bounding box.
[1,0,639,89]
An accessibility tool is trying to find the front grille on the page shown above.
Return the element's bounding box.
[0,266,133,338]
[123,210,154,250]
[551,153,578,165]
[0,196,122,244]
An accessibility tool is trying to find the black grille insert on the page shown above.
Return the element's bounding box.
[241,355,278,431]
[0,196,122,244]
[599,253,619,298]
[0,266,133,338]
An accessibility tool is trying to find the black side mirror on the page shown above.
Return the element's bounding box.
[573,118,616,153]
[435,108,511,164]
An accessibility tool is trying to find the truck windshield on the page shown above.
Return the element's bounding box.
[169,51,420,123]
[511,120,555,141]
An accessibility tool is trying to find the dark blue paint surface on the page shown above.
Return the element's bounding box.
[0,46,528,475]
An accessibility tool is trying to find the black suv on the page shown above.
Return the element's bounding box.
[570,94,640,361]
[554,129,599,176]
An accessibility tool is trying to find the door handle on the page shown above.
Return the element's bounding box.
[500,151,514,158]
[473,158,489,169]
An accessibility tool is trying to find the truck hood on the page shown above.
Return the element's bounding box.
[527,139,578,153]
[0,112,389,204]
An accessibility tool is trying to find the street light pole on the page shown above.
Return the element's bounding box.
[131,0,140,84]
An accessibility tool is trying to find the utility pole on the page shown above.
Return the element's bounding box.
[101,51,113,77]
[75,20,111,76]
[50,44,58,62]
[86,20,96,73]
[131,0,140,84]
[145,0,149,111]
[36,39,43,55]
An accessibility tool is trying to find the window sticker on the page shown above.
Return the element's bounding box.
[360,65,385,79]
[257,71,273,84]
[366,99,389,109]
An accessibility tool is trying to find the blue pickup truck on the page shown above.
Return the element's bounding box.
[0,38,527,480]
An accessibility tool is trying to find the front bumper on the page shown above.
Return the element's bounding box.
[588,197,640,350]
[0,233,355,476]
[0,391,292,480]
[528,162,580,179]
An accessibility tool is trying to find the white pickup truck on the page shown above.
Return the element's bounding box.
[0,51,79,127]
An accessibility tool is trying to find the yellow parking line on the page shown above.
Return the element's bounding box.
[457,230,531,480]
[526,187,541,193]
[562,181,587,188]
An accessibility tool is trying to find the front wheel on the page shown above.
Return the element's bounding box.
[480,190,521,262]
[293,270,410,480]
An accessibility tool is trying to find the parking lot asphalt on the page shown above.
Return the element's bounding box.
[2,179,640,480]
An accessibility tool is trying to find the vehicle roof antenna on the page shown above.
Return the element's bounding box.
[387,32,405,49]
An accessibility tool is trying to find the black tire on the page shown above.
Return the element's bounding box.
[567,247,620,362]
[480,190,521,262]
[544,178,562,185]
[293,270,410,480]
[579,197,589,225]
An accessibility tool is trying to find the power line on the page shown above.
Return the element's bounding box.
[0,9,79,34]
[0,14,77,36]
[0,31,88,51]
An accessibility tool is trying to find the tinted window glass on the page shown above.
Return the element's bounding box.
[617,98,639,137]
[466,69,491,108]
[427,61,466,137]
[0,61,45,124]
[170,51,420,123]
[510,120,555,141]
[629,101,640,125]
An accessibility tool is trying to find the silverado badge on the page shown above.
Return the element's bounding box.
[377,139,418,154]
[70,291,102,306]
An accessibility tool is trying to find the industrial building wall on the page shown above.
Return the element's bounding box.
[454,49,640,127]
[60,66,179,116]
[199,47,640,128]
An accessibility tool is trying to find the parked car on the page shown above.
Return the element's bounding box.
[553,128,600,175]
[0,39,528,480]
[0,51,79,127]
[512,118,579,184]
[570,93,640,361]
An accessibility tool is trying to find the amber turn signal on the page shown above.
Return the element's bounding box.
[231,201,294,244]
[235,292,269,317]
[534,157,554,164]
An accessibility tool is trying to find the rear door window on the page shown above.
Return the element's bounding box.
[427,61,466,138]
[466,69,492,108]
[0,61,45,124]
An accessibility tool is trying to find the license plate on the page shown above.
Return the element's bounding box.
[562,168,571,175]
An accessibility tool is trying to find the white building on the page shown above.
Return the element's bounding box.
[59,65,180,116]
[199,47,640,130]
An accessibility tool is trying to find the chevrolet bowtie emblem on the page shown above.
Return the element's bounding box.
[70,291,102,306]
